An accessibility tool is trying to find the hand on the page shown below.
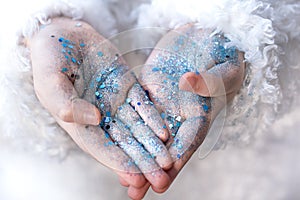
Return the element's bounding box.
[27,17,173,199]
[136,24,246,196]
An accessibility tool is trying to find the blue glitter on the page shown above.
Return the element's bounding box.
[114,83,119,88]
[68,45,74,49]
[163,125,167,129]
[137,102,141,106]
[95,91,100,96]
[161,113,166,119]
[105,132,110,139]
[171,82,176,86]
[61,49,66,53]
[202,104,209,113]
[97,51,104,57]
[177,36,184,45]
[62,43,67,48]
[80,43,85,47]
[177,154,181,159]
[64,39,70,44]
[89,81,95,89]
[68,50,72,55]
[118,106,122,111]
[96,77,101,82]
[100,103,105,108]
[152,67,160,72]
[71,57,77,63]
[167,75,176,81]
[195,71,200,75]
[107,141,114,146]
[64,55,69,59]
[58,37,64,42]
[99,83,106,89]
[61,67,68,72]
[106,111,111,117]
[104,117,111,123]
[168,69,175,75]
[126,98,132,104]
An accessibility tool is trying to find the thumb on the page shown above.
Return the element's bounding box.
[179,53,245,97]
[178,72,224,97]
[58,98,101,125]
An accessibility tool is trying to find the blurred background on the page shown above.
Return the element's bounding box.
[0,0,299,199]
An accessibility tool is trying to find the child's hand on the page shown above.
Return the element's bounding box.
[28,17,172,199]
[137,24,245,196]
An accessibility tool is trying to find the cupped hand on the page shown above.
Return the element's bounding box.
[28,17,173,199]
[136,24,245,196]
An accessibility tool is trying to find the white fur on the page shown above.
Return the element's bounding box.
[0,0,300,199]
[135,0,300,147]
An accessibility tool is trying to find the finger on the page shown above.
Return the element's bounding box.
[116,103,173,170]
[116,173,148,189]
[128,183,151,200]
[103,118,171,190]
[71,98,101,125]
[55,117,147,185]
[119,176,130,187]
[167,116,209,180]
[179,49,245,98]
[127,83,169,141]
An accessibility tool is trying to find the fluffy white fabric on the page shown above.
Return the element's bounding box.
[136,0,300,147]
[0,0,299,199]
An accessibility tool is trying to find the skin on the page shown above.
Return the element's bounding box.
[27,17,173,196]
[127,24,246,198]
[28,18,245,199]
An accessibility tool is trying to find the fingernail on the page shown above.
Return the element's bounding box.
[83,110,99,125]
[179,75,196,92]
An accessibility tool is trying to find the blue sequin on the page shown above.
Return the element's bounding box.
[58,37,64,42]
[126,98,132,103]
[104,117,111,123]
[99,83,106,89]
[61,67,68,72]
[96,77,101,82]
[105,132,110,139]
[97,51,104,57]
[152,67,160,72]
[203,104,209,113]
[71,57,77,63]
